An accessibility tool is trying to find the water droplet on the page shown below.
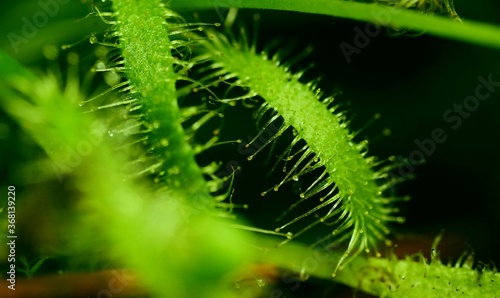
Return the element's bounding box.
[42,44,59,60]
[256,279,265,287]
[95,61,106,70]
[160,138,169,147]
[292,175,299,181]
[168,166,180,175]
[89,34,98,44]
[104,71,121,86]
[299,193,305,199]
[260,191,267,196]
[273,186,279,191]
[285,232,293,239]
[275,228,281,232]
[300,272,310,281]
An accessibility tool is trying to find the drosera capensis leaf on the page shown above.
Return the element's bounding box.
[197,26,407,274]
[80,0,247,215]
[340,233,500,297]
[87,0,239,214]
[86,1,240,207]
[108,0,212,204]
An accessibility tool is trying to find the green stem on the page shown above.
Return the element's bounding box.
[171,0,500,50]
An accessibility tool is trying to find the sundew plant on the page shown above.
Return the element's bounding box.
[0,0,500,297]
